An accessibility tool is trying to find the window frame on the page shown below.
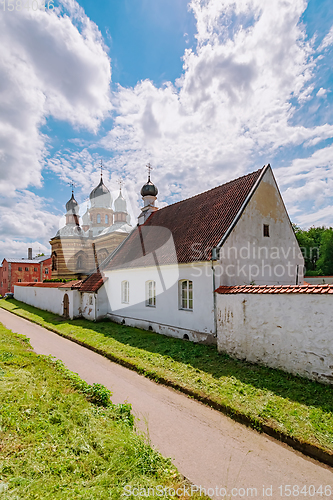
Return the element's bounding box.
[263,224,270,237]
[105,214,109,224]
[179,280,193,311]
[97,213,101,224]
[121,280,129,304]
[145,280,156,307]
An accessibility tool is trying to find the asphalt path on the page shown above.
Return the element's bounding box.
[0,308,332,499]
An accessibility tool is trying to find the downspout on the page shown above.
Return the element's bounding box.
[211,247,218,338]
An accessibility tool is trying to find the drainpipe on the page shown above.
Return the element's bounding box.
[211,247,218,338]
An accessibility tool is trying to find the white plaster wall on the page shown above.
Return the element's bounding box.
[217,293,333,384]
[14,285,76,319]
[80,292,96,320]
[96,284,109,320]
[305,277,333,284]
[105,262,216,342]
[217,168,304,286]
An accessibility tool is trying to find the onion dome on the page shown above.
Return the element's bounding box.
[141,178,158,197]
[114,190,127,213]
[90,176,112,208]
[66,193,79,214]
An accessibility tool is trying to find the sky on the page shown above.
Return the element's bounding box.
[0,0,333,261]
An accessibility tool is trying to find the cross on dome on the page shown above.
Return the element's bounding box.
[146,163,153,181]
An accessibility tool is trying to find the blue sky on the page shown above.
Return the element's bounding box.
[0,0,333,260]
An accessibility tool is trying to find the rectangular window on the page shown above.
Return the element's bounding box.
[18,279,22,282]
[45,268,49,274]
[121,281,129,304]
[34,267,38,272]
[34,279,38,282]
[18,267,22,271]
[146,281,156,307]
[179,280,193,311]
[263,224,270,237]
[25,267,29,271]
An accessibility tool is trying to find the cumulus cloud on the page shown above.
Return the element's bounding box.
[0,2,111,195]
[97,0,333,218]
[0,190,59,260]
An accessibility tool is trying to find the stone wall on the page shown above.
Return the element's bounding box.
[216,292,333,384]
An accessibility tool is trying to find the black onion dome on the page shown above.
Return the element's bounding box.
[141,179,158,197]
[66,193,79,214]
[90,177,112,208]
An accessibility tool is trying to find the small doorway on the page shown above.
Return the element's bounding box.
[63,294,69,318]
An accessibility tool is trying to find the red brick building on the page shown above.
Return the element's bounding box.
[0,250,52,296]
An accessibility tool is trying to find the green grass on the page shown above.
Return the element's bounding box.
[0,322,207,499]
[1,299,333,457]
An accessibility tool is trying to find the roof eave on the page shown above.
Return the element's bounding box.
[216,164,270,249]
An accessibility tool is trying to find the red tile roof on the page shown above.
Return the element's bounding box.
[58,280,83,289]
[215,285,333,294]
[15,282,62,288]
[78,271,107,293]
[106,167,265,270]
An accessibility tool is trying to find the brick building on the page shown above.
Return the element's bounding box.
[0,249,51,296]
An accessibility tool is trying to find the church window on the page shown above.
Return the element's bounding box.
[25,267,29,271]
[76,256,82,269]
[263,224,270,237]
[51,254,57,271]
[18,267,22,271]
[146,280,156,307]
[97,214,101,224]
[179,280,193,311]
[121,280,129,303]
[105,214,109,224]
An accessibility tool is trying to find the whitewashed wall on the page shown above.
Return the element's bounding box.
[217,168,304,286]
[217,293,333,384]
[105,262,216,343]
[14,285,76,319]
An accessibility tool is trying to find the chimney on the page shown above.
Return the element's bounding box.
[28,248,32,260]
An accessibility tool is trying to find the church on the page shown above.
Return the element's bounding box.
[50,169,133,280]
[16,163,304,345]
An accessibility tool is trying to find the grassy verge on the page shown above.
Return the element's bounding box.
[0,322,207,499]
[1,299,333,461]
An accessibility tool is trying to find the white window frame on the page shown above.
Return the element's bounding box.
[179,280,193,311]
[121,280,129,304]
[105,214,109,224]
[145,280,156,307]
[97,213,101,224]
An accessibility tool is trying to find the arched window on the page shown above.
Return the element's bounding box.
[51,252,57,271]
[121,280,129,304]
[76,255,83,269]
[146,280,156,307]
[97,214,101,224]
[179,280,193,310]
[105,214,109,224]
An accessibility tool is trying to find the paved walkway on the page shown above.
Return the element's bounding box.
[0,308,332,499]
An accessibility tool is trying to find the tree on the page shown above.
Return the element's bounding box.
[316,229,333,275]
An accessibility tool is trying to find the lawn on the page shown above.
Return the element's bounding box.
[1,299,333,461]
[0,321,206,499]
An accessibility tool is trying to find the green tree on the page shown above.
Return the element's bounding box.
[316,228,333,275]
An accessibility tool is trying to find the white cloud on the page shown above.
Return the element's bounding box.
[97,0,333,214]
[0,190,59,260]
[316,87,327,98]
[0,3,111,196]
[318,26,333,51]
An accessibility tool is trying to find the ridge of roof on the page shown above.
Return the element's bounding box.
[148,166,266,217]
